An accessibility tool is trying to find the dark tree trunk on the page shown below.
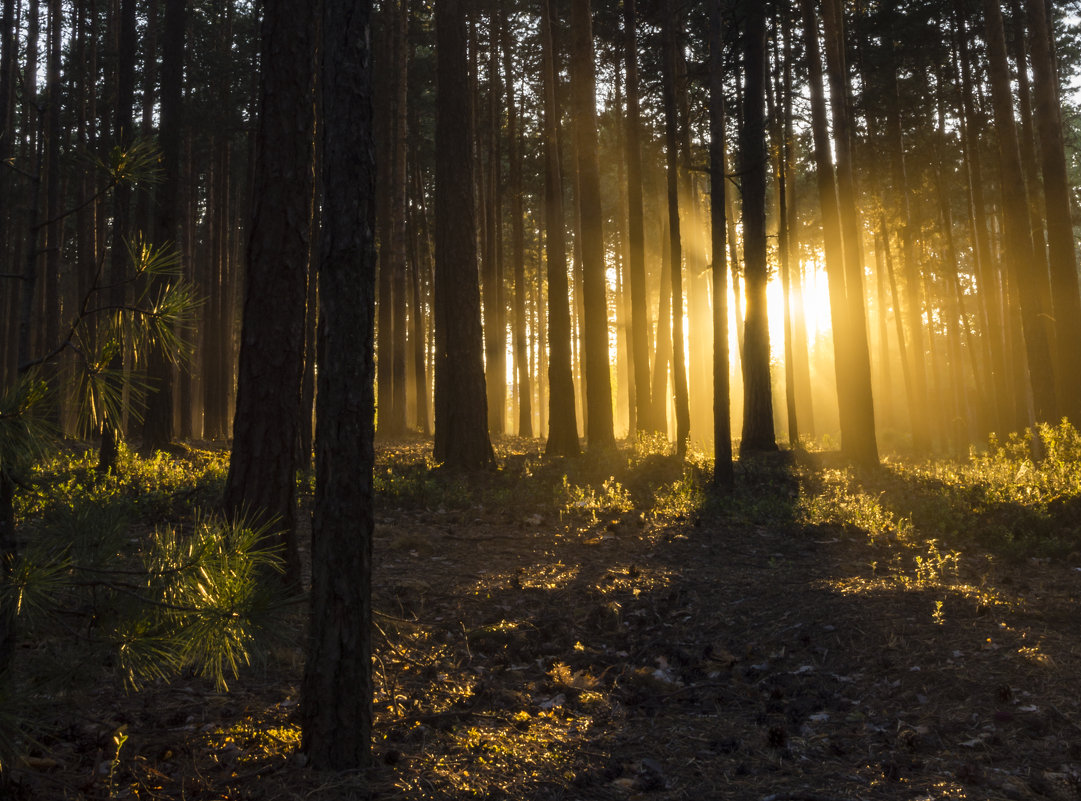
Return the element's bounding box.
[143,0,186,451]
[99,0,137,472]
[569,0,614,452]
[502,14,530,438]
[224,0,316,587]
[433,0,495,470]
[738,0,776,456]
[661,0,687,456]
[709,0,733,488]
[300,0,376,771]
[388,0,409,436]
[541,0,579,457]
[1026,0,1081,424]
[769,10,799,450]
[623,0,652,434]
[982,0,1057,424]
[482,8,505,437]
[661,0,690,456]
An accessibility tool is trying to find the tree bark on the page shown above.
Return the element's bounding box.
[709,0,733,487]
[982,0,1057,424]
[1026,0,1081,424]
[569,0,614,452]
[738,0,776,456]
[300,0,376,771]
[433,0,495,470]
[661,0,690,455]
[502,14,530,438]
[224,0,316,587]
[142,0,186,450]
[541,0,579,457]
[622,0,652,435]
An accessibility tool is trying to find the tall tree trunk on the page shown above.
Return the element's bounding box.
[982,0,1057,424]
[501,14,530,438]
[652,217,672,438]
[819,0,877,465]
[768,12,798,449]
[482,6,505,437]
[569,0,614,452]
[433,0,495,470]
[100,0,137,472]
[1026,0,1081,424]
[709,0,733,487]
[300,0,376,770]
[41,0,61,427]
[388,0,409,436]
[622,0,652,435]
[541,0,579,456]
[954,2,1009,434]
[738,0,776,456]
[143,0,186,450]
[661,0,690,455]
[224,0,316,587]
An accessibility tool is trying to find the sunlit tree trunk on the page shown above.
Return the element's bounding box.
[433,0,494,470]
[819,0,877,466]
[709,0,733,488]
[652,217,672,438]
[502,15,530,438]
[954,2,1010,435]
[409,156,432,435]
[622,0,652,434]
[483,6,505,437]
[661,0,690,455]
[1026,0,1081,425]
[540,0,578,456]
[569,0,614,452]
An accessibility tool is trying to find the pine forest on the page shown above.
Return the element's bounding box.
[3,0,1081,797]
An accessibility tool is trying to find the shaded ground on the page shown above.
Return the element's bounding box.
[14,437,1081,800]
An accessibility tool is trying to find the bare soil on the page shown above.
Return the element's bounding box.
[14,439,1081,800]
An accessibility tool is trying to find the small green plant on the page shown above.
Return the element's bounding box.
[932,599,945,626]
[913,540,960,586]
[800,468,912,543]
[561,475,633,521]
[107,729,129,799]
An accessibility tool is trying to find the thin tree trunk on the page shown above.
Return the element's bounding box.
[569,0,614,452]
[738,0,776,456]
[661,0,690,455]
[709,0,733,487]
[623,0,652,434]
[541,0,578,456]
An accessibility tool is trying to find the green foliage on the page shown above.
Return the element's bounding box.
[0,373,51,480]
[0,446,281,770]
[800,467,913,544]
[560,475,634,520]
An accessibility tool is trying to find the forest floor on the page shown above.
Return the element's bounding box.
[13,432,1081,800]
